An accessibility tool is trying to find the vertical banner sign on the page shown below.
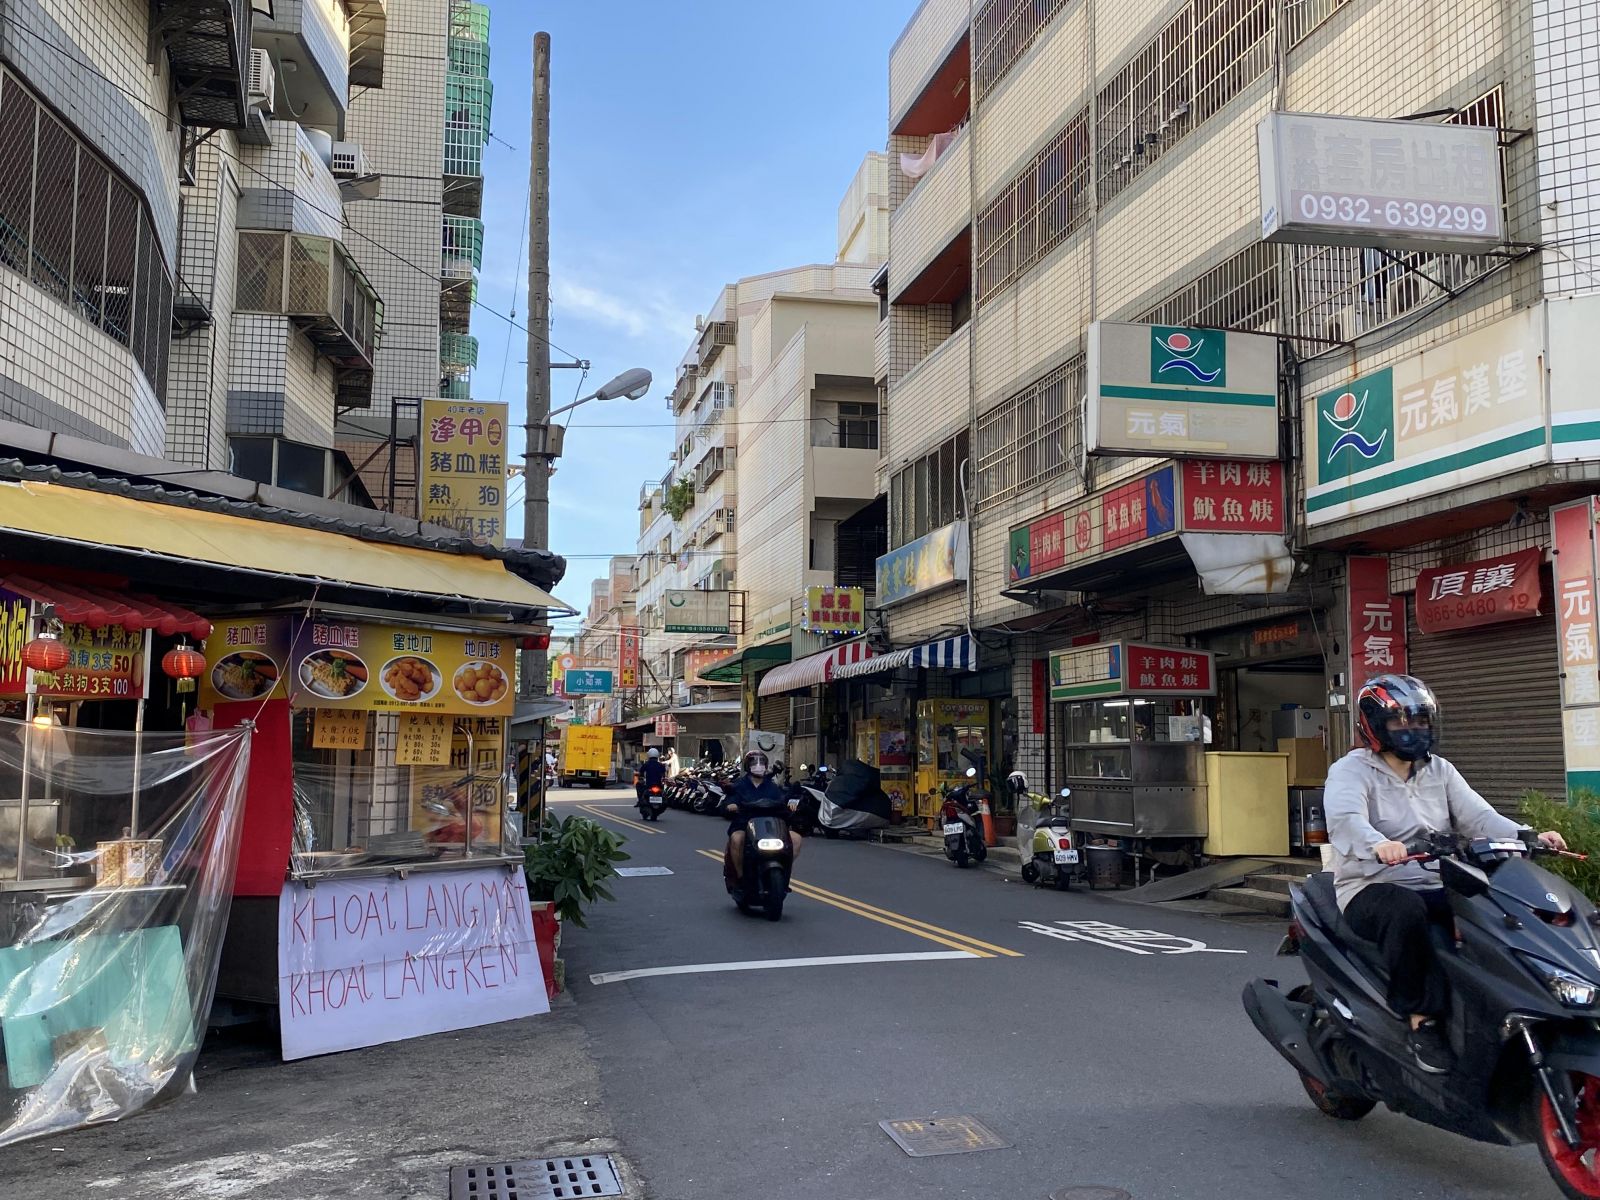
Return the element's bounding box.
[421,399,509,546]
[618,626,640,689]
[1031,659,1048,734]
[1348,556,1406,686]
[1553,499,1600,793]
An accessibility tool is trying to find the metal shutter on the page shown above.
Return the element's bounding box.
[756,691,789,734]
[1406,601,1563,813]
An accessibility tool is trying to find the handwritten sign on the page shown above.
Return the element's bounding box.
[276,865,548,1060]
[313,709,368,751]
[397,713,452,766]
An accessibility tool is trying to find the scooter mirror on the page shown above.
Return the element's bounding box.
[1060,788,1072,798]
[965,767,977,778]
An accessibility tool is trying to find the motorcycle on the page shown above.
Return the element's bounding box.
[636,780,666,821]
[1244,830,1600,1200]
[941,767,987,868]
[1021,788,1077,890]
[723,792,793,921]
[786,764,829,836]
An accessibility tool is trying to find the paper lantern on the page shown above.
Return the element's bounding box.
[21,631,69,673]
[162,642,206,694]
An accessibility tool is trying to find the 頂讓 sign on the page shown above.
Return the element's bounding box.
[276,865,549,1060]
[1414,548,1543,634]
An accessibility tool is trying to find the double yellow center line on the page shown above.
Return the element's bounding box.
[573,802,663,835]
[693,849,1021,958]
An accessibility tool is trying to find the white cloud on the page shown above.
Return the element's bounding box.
[551,278,692,342]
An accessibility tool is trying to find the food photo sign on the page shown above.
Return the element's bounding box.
[201,616,514,717]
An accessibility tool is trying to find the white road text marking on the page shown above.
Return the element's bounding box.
[1018,919,1247,955]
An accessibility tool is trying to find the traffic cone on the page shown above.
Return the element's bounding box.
[979,794,997,847]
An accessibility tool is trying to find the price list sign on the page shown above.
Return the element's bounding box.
[397,713,453,766]
[312,709,368,751]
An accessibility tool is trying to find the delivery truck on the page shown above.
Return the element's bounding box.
[559,725,614,789]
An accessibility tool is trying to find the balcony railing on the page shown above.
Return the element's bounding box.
[149,0,251,129]
[697,320,735,368]
[671,365,701,413]
[346,0,389,89]
[441,215,484,280]
[235,230,382,370]
[440,331,478,375]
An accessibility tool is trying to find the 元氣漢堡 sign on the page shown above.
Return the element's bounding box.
[1414,548,1542,634]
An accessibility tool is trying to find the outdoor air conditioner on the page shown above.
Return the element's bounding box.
[248,49,276,113]
[329,141,371,178]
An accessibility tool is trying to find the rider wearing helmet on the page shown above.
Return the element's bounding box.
[1325,673,1567,1075]
[724,750,801,878]
[637,746,667,803]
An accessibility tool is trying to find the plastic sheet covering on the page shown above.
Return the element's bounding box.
[900,129,956,179]
[0,717,251,1147]
[818,759,892,833]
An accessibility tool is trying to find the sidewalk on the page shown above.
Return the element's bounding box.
[2,991,637,1200]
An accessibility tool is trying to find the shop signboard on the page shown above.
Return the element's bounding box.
[875,521,968,607]
[1085,322,1279,460]
[312,709,368,751]
[200,615,514,717]
[663,589,732,634]
[396,712,452,766]
[654,713,680,737]
[1553,499,1600,793]
[420,399,509,546]
[0,588,147,699]
[1258,112,1504,254]
[1179,461,1284,533]
[1305,308,1546,527]
[684,647,738,684]
[1048,642,1216,700]
[803,586,866,634]
[1348,556,1406,686]
[1414,548,1543,634]
[563,668,613,695]
[277,864,548,1061]
[618,625,640,689]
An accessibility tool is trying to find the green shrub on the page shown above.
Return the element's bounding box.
[1520,789,1600,901]
[524,813,630,927]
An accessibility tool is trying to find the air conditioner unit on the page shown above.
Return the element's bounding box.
[330,141,371,178]
[248,49,276,113]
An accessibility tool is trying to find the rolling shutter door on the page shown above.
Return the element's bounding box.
[1406,600,1563,813]
[756,690,789,733]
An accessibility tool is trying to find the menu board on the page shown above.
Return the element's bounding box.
[396,713,452,766]
[0,588,146,699]
[408,717,504,846]
[202,615,514,717]
[312,709,368,751]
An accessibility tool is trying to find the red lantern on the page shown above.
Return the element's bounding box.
[21,631,69,673]
[162,641,207,694]
[521,633,551,651]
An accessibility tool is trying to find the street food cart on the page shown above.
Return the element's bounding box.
[913,698,990,821]
[1049,642,1216,856]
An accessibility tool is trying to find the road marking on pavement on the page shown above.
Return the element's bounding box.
[588,951,978,986]
[1018,919,1247,955]
[575,802,663,835]
[693,849,1020,959]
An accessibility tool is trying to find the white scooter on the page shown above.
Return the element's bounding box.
[1020,788,1077,889]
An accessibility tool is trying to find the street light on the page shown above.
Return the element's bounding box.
[530,367,652,462]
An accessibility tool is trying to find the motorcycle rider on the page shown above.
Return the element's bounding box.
[724,750,801,880]
[1325,673,1567,1074]
[637,747,667,806]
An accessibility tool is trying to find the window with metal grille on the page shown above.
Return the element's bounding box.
[1140,239,1281,332]
[838,401,879,449]
[1285,87,1506,349]
[792,693,819,737]
[976,109,1090,301]
[976,357,1085,504]
[973,0,1072,100]
[1283,0,1350,48]
[889,429,969,548]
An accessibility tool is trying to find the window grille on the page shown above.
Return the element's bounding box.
[976,110,1090,300]
[973,0,1071,100]
[976,357,1085,504]
[889,430,969,548]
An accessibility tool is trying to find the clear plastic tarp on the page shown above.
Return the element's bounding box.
[0,717,251,1147]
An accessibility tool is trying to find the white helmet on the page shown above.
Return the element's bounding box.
[647,748,660,759]
[1007,770,1027,794]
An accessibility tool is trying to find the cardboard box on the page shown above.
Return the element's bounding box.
[1278,737,1328,786]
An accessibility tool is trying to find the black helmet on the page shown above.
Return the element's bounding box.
[1356,674,1439,762]
[742,750,770,775]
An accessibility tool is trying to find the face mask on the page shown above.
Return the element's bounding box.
[749,764,767,778]
[1388,727,1434,761]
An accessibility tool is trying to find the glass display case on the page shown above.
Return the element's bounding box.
[1059,697,1209,841]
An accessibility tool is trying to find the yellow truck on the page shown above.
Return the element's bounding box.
[559,725,614,789]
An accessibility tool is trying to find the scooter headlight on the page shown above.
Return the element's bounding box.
[1520,953,1600,1008]
[756,837,786,852]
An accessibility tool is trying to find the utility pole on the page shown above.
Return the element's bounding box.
[521,30,552,700]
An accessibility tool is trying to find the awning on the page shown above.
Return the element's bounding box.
[622,699,741,730]
[832,634,977,680]
[756,641,877,696]
[3,574,213,639]
[0,481,574,614]
[699,641,791,684]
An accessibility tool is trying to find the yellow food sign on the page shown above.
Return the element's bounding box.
[396,713,452,766]
[312,709,368,751]
[420,399,509,547]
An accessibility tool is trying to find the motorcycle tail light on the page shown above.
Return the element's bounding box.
[1058,838,1072,850]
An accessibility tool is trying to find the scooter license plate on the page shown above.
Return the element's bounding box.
[1053,849,1079,865]
[942,822,965,836]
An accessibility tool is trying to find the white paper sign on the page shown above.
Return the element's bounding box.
[277,865,549,1061]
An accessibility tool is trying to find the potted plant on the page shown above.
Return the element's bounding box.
[524,813,630,997]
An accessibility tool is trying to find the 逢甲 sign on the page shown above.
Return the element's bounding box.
[1306,308,1544,526]
[1258,111,1504,255]
[663,590,732,634]
[420,400,509,547]
[1086,322,1279,460]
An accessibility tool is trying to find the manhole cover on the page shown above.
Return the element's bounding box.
[879,1115,1012,1157]
[615,867,673,877]
[449,1155,623,1200]
[1049,1188,1133,1200]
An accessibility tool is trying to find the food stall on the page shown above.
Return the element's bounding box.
[913,698,990,822]
[1049,642,1216,855]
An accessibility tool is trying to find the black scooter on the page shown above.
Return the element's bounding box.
[940,767,987,868]
[1244,830,1600,1200]
[636,780,666,821]
[723,796,793,921]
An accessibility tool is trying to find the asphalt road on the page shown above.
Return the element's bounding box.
[557,787,1556,1200]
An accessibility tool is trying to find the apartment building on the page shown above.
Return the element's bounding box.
[570,556,636,727]
[846,0,1600,831]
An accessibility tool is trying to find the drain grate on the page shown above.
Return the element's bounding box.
[448,1155,623,1200]
[878,1115,1012,1157]
[1050,1188,1133,1200]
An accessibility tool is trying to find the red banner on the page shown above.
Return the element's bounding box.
[1415,548,1542,634]
[1101,478,1154,551]
[1029,512,1067,577]
[1124,644,1215,694]
[1348,556,1406,683]
[618,625,640,689]
[1180,460,1285,533]
[1554,500,1600,708]
[1031,659,1047,733]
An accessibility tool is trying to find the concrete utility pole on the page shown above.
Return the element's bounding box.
[522,30,552,699]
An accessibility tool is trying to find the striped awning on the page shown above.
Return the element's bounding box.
[831,634,977,680]
[756,640,876,696]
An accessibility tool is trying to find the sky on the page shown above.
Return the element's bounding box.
[471,0,919,625]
